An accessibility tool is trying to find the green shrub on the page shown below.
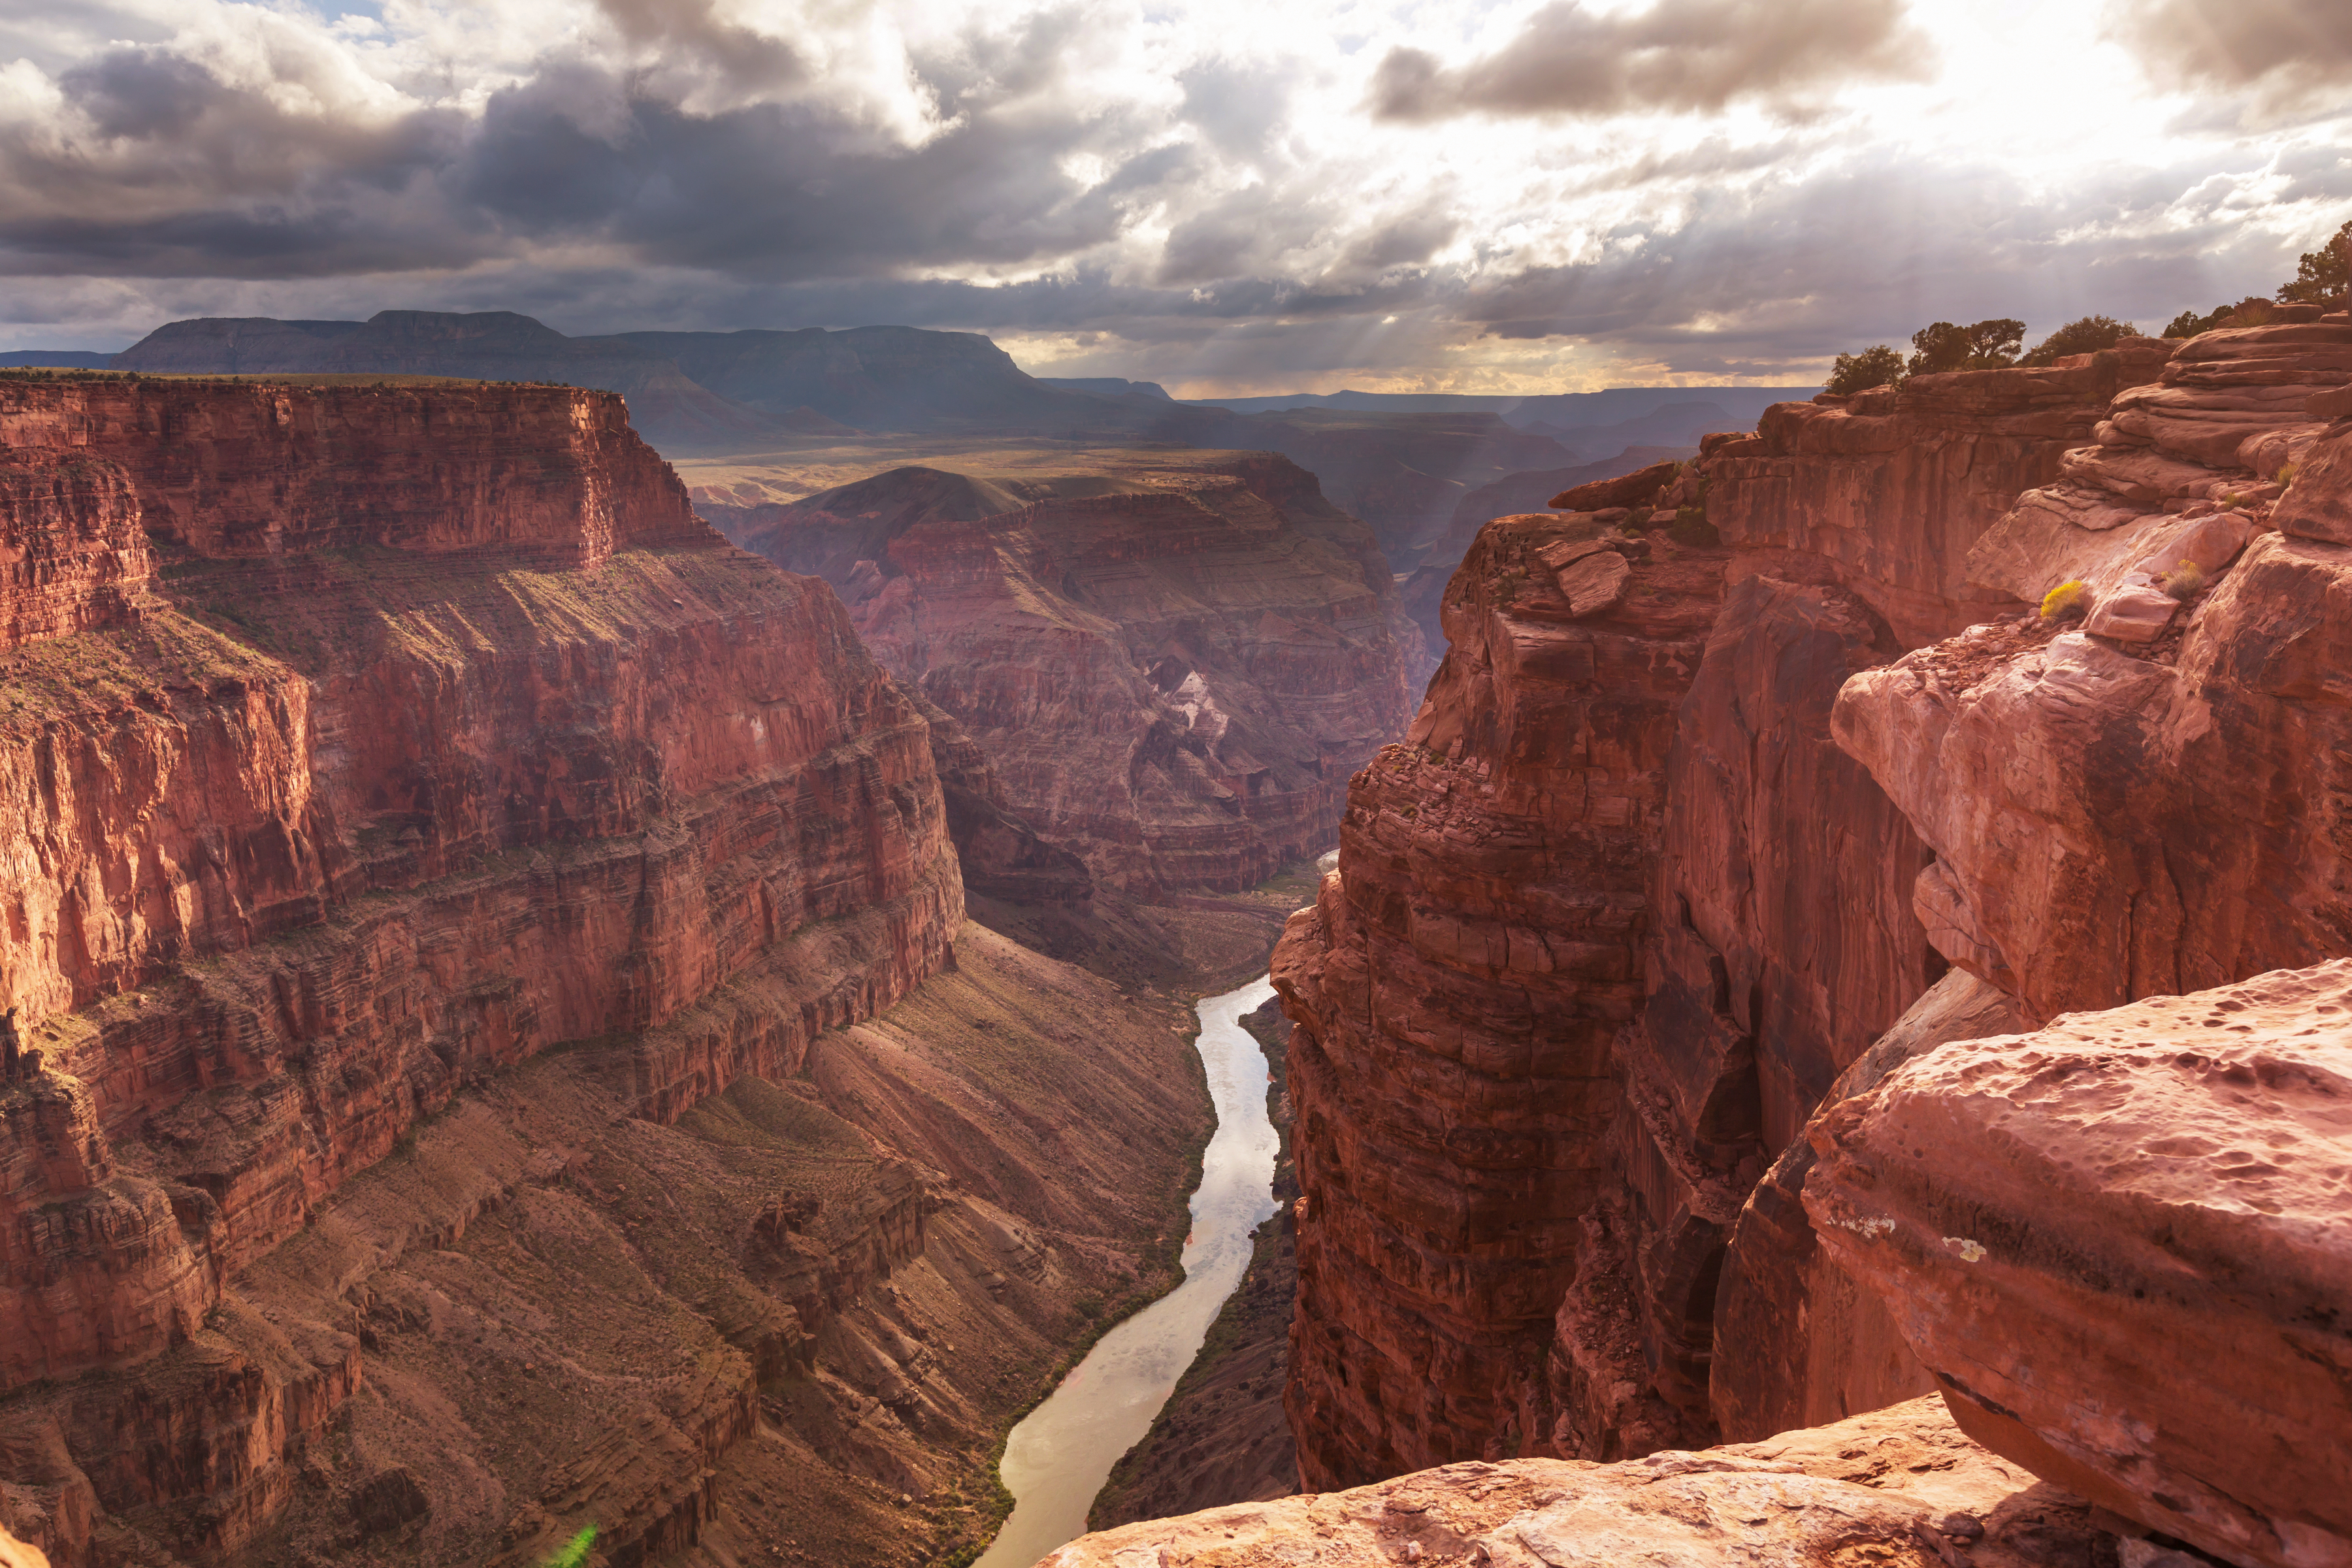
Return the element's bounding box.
[1826,344,1904,395]
[2163,561,2206,602]
[541,1527,598,1568]
[2019,316,2137,366]
[2040,580,2090,620]
[2279,462,2297,488]
[2169,297,2280,338]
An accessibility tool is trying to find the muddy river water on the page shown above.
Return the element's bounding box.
[973,974,1282,1568]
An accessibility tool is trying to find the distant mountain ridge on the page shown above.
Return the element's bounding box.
[108,310,1176,451]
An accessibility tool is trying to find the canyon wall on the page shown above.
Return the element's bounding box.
[721,451,1420,897]
[1273,318,2352,1538]
[0,373,1114,1564]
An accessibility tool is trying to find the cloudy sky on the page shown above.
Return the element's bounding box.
[3,0,2349,394]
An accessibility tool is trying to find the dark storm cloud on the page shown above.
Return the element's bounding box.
[0,27,1183,284]
[2106,0,2352,93]
[1369,0,1934,122]
[0,42,468,278]
[451,73,1184,276]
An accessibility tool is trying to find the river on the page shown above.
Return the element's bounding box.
[972,973,1282,1568]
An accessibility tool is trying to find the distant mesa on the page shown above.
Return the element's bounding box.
[0,351,117,369]
[103,310,1183,453]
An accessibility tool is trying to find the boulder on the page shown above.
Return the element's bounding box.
[2276,423,2352,544]
[1550,550,1631,617]
[1551,459,1681,513]
[2082,580,2178,642]
[1804,961,2352,1568]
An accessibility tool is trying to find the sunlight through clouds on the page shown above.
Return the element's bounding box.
[1,0,2347,393]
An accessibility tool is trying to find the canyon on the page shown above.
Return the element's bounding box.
[1250,317,2352,1565]
[6,308,2349,1568]
[0,371,1303,1568]
[703,450,1420,897]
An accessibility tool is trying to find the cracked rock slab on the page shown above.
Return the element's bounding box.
[1805,961,2352,1568]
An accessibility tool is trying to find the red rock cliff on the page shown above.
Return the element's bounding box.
[1276,321,2352,1505]
[0,374,962,1558]
[1,376,708,566]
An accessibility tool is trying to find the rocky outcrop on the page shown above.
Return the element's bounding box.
[1806,961,2352,1568]
[1397,451,1695,653]
[1708,970,2027,1445]
[1275,317,2352,1526]
[0,373,975,1562]
[1050,1396,2119,1568]
[1706,340,2172,647]
[725,451,1418,896]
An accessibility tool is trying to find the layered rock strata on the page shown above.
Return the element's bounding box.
[1275,510,1728,1483]
[1705,339,2171,646]
[723,452,1418,896]
[1275,319,2352,1530]
[0,374,1007,1563]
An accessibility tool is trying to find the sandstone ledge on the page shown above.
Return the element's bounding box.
[1047,1396,2112,1568]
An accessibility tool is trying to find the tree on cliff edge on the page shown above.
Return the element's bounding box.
[1906,318,2025,376]
[2020,315,2137,365]
[2277,219,2351,305]
[1825,344,1905,394]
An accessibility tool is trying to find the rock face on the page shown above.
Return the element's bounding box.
[1806,962,2352,1568]
[1275,511,1727,1483]
[1050,1396,2119,1568]
[0,373,996,1563]
[0,374,708,564]
[1274,318,2352,1535]
[1706,341,2171,647]
[724,452,1418,896]
[0,453,147,647]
